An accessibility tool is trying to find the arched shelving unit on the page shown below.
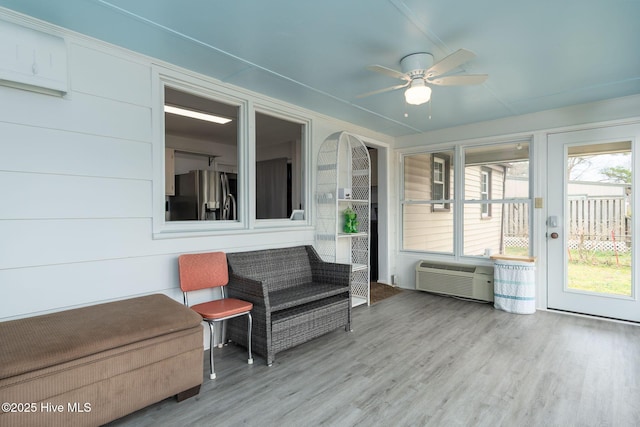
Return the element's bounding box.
[315,132,370,307]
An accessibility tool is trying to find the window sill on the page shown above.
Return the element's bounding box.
[153,221,313,240]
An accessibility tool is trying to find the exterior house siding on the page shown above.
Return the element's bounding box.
[402,154,505,255]
[463,165,504,256]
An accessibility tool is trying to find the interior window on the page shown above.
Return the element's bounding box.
[164,86,240,222]
[255,111,304,220]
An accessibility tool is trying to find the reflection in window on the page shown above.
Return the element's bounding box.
[255,112,304,220]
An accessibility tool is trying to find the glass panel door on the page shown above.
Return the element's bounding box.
[547,124,640,321]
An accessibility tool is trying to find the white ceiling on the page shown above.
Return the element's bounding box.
[2,0,639,137]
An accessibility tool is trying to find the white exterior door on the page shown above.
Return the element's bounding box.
[547,123,640,322]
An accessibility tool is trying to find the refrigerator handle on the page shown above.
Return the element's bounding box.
[226,193,236,220]
[220,173,229,220]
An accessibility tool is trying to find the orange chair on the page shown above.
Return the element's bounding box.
[178,252,253,379]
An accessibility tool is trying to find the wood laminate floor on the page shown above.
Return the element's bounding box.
[108,290,640,427]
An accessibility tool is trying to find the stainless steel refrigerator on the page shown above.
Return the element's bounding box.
[167,170,237,221]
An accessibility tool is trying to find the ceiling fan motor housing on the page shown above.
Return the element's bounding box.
[400,52,434,77]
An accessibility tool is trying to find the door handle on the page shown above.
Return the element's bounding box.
[550,232,559,239]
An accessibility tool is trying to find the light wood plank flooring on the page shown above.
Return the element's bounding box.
[109,290,640,427]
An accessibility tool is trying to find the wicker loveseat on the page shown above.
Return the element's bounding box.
[225,246,351,366]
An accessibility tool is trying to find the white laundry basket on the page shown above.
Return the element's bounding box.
[490,255,537,314]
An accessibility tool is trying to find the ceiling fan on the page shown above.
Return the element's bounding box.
[357,48,488,105]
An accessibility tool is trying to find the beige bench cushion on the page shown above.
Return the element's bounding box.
[0,294,202,380]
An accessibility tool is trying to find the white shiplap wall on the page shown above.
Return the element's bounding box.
[0,13,393,321]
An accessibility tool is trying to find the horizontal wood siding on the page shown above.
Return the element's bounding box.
[0,122,152,179]
[463,205,503,255]
[0,19,384,320]
[404,154,431,200]
[403,204,454,252]
[463,166,504,255]
[403,162,506,254]
[403,154,453,252]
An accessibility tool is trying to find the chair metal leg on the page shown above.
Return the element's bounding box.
[247,312,254,365]
[219,320,227,348]
[208,322,217,379]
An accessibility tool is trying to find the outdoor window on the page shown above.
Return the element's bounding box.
[401,141,531,257]
[464,142,530,257]
[402,151,455,253]
[480,169,491,217]
[432,155,451,211]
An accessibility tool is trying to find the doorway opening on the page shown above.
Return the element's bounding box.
[368,147,379,282]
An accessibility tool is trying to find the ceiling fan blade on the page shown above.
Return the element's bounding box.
[367,65,410,81]
[430,74,488,86]
[426,48,476,78]
[356,82,410,99]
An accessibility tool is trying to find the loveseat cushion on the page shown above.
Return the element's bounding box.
[269,283,350,311]
[0,294,202,380]
[227,246,313,291]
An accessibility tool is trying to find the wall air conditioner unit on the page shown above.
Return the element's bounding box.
[415,261,494,302]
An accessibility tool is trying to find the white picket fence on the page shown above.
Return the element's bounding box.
[504,197,630,252]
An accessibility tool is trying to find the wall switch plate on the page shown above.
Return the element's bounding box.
[534,197,543,208]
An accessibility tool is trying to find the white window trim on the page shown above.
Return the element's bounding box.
[481,169,490,217]
[433,156,446,209]
[151,66,313,239]
[400,141,533,259]
[252,104,312,229]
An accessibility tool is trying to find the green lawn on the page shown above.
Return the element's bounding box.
[504,247,529,257]
[504,247,632,296]
[568,263,631,295]
[568,249,632,296]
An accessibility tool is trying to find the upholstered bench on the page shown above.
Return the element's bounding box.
[0,294,203,427]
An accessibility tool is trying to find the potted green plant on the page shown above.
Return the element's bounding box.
[343,207,359,233]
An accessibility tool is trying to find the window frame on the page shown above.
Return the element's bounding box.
[400,140,533,258]
[253,104,312,229]
[432,154,451,212]
[480,168,491,218]
[151,66,312,239]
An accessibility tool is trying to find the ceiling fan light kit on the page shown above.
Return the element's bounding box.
[404,79,432,105]
[359,48,488,108]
